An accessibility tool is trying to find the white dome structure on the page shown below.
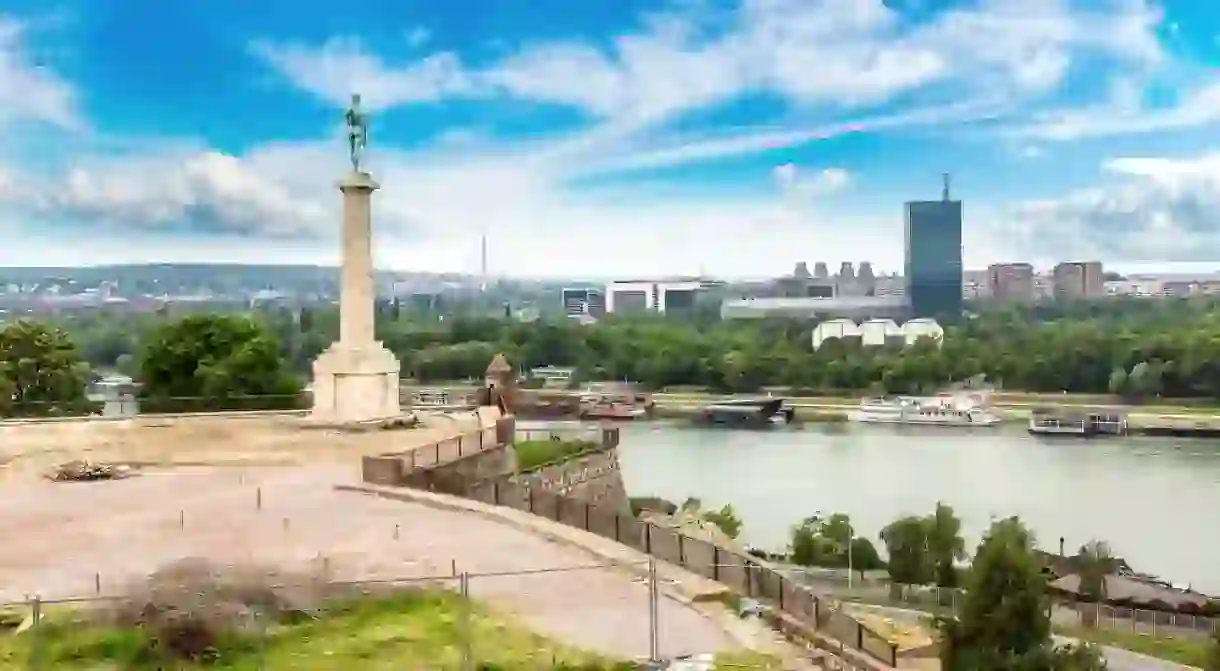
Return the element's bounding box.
[810,318,944,350]
[860,318,902,347]
[811,319,862,349]
[903,318,944,347]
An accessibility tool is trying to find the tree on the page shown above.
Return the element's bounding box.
[939,516,1105,671]
[790,515,840,568]
[703,504,743,540]
[927,502,967,588]
[137,314,302,411]
[0,319,93,417]
[880,515,932,595]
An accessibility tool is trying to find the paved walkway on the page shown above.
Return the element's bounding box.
[0,464,744,659]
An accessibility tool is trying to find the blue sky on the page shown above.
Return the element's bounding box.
[1,0,1220,277]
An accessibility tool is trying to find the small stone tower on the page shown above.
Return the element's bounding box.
[479,352,517,414]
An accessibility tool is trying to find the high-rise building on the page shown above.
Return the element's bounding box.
[1052,261,1105,300]
[904,175,963,319]
[987,263,1035,303]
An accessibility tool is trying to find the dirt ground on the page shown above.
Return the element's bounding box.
[0,408,497,478]
[0,461,747,659]
[0,407,761,659]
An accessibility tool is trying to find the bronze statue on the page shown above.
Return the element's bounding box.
[344,93,369,172]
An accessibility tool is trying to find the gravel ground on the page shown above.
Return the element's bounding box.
[0,464,742,659]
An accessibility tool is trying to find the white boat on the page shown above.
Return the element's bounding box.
[850,391,1001,427]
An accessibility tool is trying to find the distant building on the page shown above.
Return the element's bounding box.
[904,176,963,319]
[987,263,1035,303]
[561,287,605,318]
[604,278,713,314]
[1052,261,1105,300]
[772,261,876,299]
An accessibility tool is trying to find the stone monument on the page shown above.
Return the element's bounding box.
[310,93,402,424]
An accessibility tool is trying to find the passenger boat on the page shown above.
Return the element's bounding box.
[850,390,1000,427]
[1027,408,1127,437]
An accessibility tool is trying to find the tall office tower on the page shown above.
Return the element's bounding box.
[904,174,964,319]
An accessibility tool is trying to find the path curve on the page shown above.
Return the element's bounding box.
[0,465,744,659]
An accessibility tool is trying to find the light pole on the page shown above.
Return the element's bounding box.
[847,521,854,590]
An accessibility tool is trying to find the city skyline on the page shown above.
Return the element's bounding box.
[1,0,1220,276]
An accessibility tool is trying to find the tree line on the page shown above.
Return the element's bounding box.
[7,296,1220,416]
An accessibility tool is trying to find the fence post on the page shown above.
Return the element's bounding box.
[528,488,534,513]
[434,441,440,464]
[677,533,685,565]
[614,513,621,542]
[856,622,863,650]
[712,547,720,582]
[457,434,464,457]
[555,495,563,522]
[813,595,821,627]
[459,572,473,671]
[779,577,785,611]
[583,501,590,531]
[644,523,652,554]
[30,595,41,669]
[647,557,659,662]
[492,481,500,505]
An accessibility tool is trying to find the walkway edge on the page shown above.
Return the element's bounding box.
[334,483,812,662]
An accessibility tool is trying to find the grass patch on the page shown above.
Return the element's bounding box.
[1054,624,1215,668]
[514,439,600,472]
[798,410,848,423]
[0,590,627,671]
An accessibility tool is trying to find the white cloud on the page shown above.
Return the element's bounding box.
[0,15,78,129]
[248,38,478,111]
[251,0,1164,126]
[1002,150,1220,262]
[774,163,851,200]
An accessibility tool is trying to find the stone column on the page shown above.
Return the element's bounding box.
[338,172,378,345]
[308,170,402,425]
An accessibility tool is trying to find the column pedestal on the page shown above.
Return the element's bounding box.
[310,343,401,423]
[309,170,402,425]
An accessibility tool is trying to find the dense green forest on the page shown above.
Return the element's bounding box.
[20,296,1220,400]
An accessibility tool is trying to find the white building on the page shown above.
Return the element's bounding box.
[811,318,944,350]
[605,279,707,314]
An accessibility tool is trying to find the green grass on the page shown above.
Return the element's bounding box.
[0,590,626,671]
[514,439,600,472]
[1055,624,1216,668]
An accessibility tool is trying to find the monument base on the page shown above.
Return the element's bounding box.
[309,341,402,425]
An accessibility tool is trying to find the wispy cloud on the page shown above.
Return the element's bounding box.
[0,15,79,130]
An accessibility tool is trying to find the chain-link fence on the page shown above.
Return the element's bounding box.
[0,559,705,670]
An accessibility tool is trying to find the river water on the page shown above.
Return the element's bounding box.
[609,422,1220,594]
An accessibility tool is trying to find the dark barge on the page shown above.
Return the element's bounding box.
[692,398,795,428]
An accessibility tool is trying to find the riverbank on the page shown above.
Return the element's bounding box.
[648,395,1220,437]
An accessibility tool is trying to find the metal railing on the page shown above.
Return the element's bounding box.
[378,423,898,668]
[798,575,1220,638]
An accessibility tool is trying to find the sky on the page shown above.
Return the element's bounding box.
[2,0,1220,278]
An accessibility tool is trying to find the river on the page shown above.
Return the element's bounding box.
[609,421,1220,594]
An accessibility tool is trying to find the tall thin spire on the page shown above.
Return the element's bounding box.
[942,172,951,201]
[480,232,488,292]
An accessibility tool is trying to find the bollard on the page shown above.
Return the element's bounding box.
[256,487,263,511]
[178,509,185,529]
[95,572,101,595]
[393,524,400,540]
[451,559,457,577]
[282,517,289,533]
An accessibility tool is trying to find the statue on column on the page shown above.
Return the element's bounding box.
[344,93,369,172]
